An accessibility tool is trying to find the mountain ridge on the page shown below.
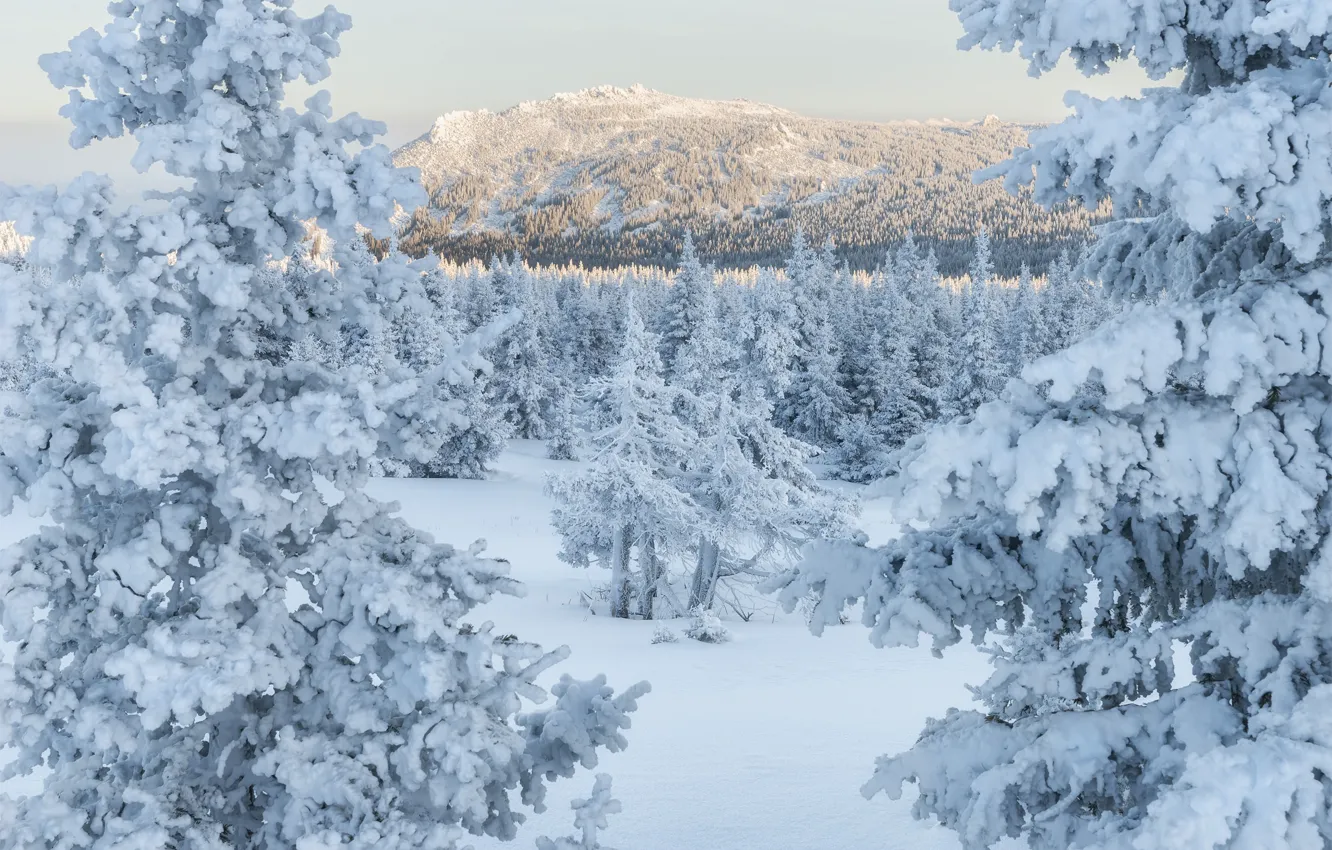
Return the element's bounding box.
[394,87,1103,274]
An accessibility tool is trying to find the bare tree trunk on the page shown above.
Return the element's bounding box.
[688,537,720,611]
[608,524,634,619]
[638,533,662,619]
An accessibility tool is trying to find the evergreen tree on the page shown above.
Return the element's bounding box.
[778,2,1332,847]
[671,287,740,433]
[872,329,927,452]
[1005,262,1046,373]
[898,239,953,420]
[489,258,555,439]
[778,230,851,446]
[835,270,930,482]
[940,232,1006,419]
[746,269,800,401]
[396,266,511,479]
[686,386,854,611]
[781,343,853,448]
[843,327,892,419]
[1040,249,1079,354]
[0,220,28,260]
[546,390,582,462]
[0,4,646,847]
[658,233,716,379]
[548,297,698,619]
[831,415,887,484]
[463,256,502,332]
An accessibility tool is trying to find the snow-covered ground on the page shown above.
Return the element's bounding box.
[0,441,991,849]
[370,441,990,850]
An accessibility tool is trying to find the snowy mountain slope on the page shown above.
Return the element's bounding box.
[394,86,1103,273]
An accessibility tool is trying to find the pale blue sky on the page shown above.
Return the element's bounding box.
[0,1,1166,190]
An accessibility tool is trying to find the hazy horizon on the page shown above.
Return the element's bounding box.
[0,0,1171,194]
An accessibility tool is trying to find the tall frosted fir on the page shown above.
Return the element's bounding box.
[777,2,1332,848]
[0,2,646,849]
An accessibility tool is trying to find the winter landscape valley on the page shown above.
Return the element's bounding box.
[0,442,989,850]
[5,1,1332,849]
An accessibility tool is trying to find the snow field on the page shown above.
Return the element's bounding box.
[373,442,990,850]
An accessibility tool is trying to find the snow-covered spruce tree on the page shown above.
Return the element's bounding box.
[490,257,556,440]
[941,230,1006,419]
[746,268,800,402]
[837,330,928,484]
[831,415,885,485]
[0,4,647,848]
[670,283,740,435]
[832,324,897,482]
[870,268,929,455]
[775,3,1332,848]
[548,296,699,619]
[546,390,582,462]
[896,238,953,421]
[1038,249,1083,356]
[463,257,502,332]
[686,385,855,612]
[778,231,852,447]
[782,342,852,449]
[658,233,716,380]
[1005,261,1046,373]
[395,267,511,480]
[0,237,43,397]
[841,266,893,424]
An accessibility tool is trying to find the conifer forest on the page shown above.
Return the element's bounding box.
[2,1,1331,849]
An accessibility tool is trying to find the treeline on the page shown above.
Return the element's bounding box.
[399,211,1087,278]
[2,223,1109,487]
[345,227,1113,489]
[0,222,1110,618]
[371,228,1109,619]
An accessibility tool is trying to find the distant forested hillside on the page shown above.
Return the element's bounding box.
[394,86,1106,275]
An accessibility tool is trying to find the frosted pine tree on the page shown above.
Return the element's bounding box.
[776,1,1332,847]
[845,328,894,419]
[940,231,1005,419]
[898,239,953,420]
[0,4,647,848]
[397,277,511,480]
[782,343,852,449]
[546,390,582,462]
[873,334,927,447]
[658,233,716,379]
[746,269,800,401]
[1039,249,1080,355]
[672,286,740,437]
[411,267,513,479]
[833,318,896,482]
[830,416,885,484]
[871,266,929,453]
[463,257,502,332]
[688,386,854,610]
[548,296,699,619]
[490,258,555,439]
[778,230,852,446]
[1005,262,1046,373]
[835,339,927,483]
[0,235,42,396]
